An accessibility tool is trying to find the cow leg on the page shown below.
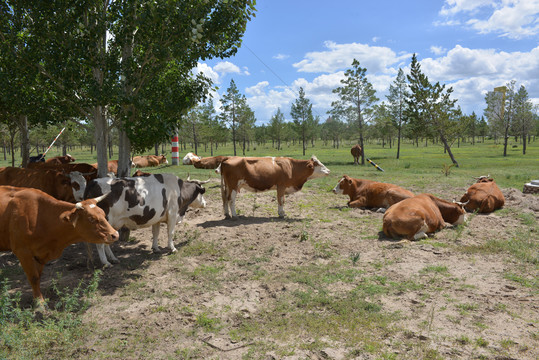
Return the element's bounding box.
[104,245,119,264]
[277,188,286,218]
[229,190,238,218]
[95,244,113,267]
[221,178,231,218]
[166,217,180,253]
[15,250,45,303]
[151,223,161,253]
[413,222,429,240]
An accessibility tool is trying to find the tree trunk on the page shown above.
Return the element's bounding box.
[439,132,459,167]
[18,116,30,167]
[94,106,109,177]
[118,128,132,177]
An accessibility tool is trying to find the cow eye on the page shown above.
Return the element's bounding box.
[88,217,96,224]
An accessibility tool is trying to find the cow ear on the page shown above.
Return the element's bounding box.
[60,209,79,227]
[308,163,314,169]
[348,179,353,185]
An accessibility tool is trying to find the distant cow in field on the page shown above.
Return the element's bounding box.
[45,154,76,165]
[183,153,232,169]
[459,176,505,213]
[0,167,78,203]
[217,155,330,218]
[351,144,362,165]
[83,173,207,266]
[383,193,467,240]
[0,186,118,302]
[332,175,414,211]
[133,155,168,168]
[91,160,135,175]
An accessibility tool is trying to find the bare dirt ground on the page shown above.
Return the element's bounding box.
[1,181,538,359]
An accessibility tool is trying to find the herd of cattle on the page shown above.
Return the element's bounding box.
[0,149,505,303]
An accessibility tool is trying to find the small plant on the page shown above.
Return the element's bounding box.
[455,335,470,344]
[475,337,489,347]
[441,163,454,176]
[350,252,360,265]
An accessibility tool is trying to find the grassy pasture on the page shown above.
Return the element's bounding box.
[0,138,538,359]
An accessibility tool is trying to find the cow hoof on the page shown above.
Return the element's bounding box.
[152,248,162,254]
[169,248,178,254]
[102,263,114,269]
[110,259,120,264]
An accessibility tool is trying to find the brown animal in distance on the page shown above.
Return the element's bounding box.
[351,144,362,165]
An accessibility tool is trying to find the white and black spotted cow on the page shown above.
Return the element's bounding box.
[83,173,206,266]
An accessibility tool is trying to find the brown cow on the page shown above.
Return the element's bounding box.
[27,162,98,180]
[182,152,231,169]
[332,175,414,211]
[0,167,77,202]
[45,154,76,165]
[0,186,118,301]
[459,176,505,213]
[133,155,168,167]
[351,144,362,165]
[91,160,135,175]
[217,155,330,218]
[383,193,467,240]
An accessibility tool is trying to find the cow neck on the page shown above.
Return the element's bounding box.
[427,194,462,223]
[43,198,89,247]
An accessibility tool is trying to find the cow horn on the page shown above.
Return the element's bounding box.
[453,200,469,206]
[93,193,109,204]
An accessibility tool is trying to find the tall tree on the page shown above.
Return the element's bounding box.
[237,99,255,155]
[290,87,314,156]
[1,0,256,175]
[269,108,285,150]
[485,80,515,157]
[221,79,242,156]
[331,59,378,165]
[386,68,408,158]
[513,85,534,155]
[406,53,460,166]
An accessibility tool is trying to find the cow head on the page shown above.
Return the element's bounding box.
[183,152,201,165]
[158,154,169,164]
[62,194,119,244]
[69,171,87,201]
[66,154,76,163]
[332,175,352,194]
[307,155,330,179]
[189,184,207,209]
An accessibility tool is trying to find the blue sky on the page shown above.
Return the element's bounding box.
[196,0,539,125]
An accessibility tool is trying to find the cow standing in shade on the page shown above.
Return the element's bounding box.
[83,173,206,266]
[217,155,330,218]
[0,186,118,302]
[333,175,414,211]
[383,193,467,240]
[460,176,505,213]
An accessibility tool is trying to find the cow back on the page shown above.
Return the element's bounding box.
[0,167,75,202]
[460,181,505,213]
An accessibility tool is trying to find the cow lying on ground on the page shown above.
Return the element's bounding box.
[133,155,168,167]
[28,162,98,181]
[183,152,231,169]
[0,167,78,202]
[217,155,330,218]
[83,173,207,266]
[383,193,467,240]
[91,160,135,175]
[459,176,505,213]
[351,144,362,165]
[45,154,76,165]
[332,175,414,211]
[0,186,118,302]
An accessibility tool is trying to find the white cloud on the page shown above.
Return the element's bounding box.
[439,0,539,39]
[213,61,241,74]
[430,46,447,55]
[273,53,290,60]
[293,41,411,74]
[194,63,220,84]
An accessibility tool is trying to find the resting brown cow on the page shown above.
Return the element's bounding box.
[351,144,362,165]
[332,175,413,211]
[0,186,118,301]
[217,155,330,218]
[383,193,466,240]
[91,160,135,174]
[45,154,76,165]
[27,162,98,180]
[459,176,505,213]
[133,155,168,167]
[0,167,77,202]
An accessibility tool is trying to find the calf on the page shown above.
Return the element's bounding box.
[83,173,206,266]
[460,176,505,213]
[0,186,118,301]
[332,175,413,211]
[383,193,466,240]
[217,155,330,218]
